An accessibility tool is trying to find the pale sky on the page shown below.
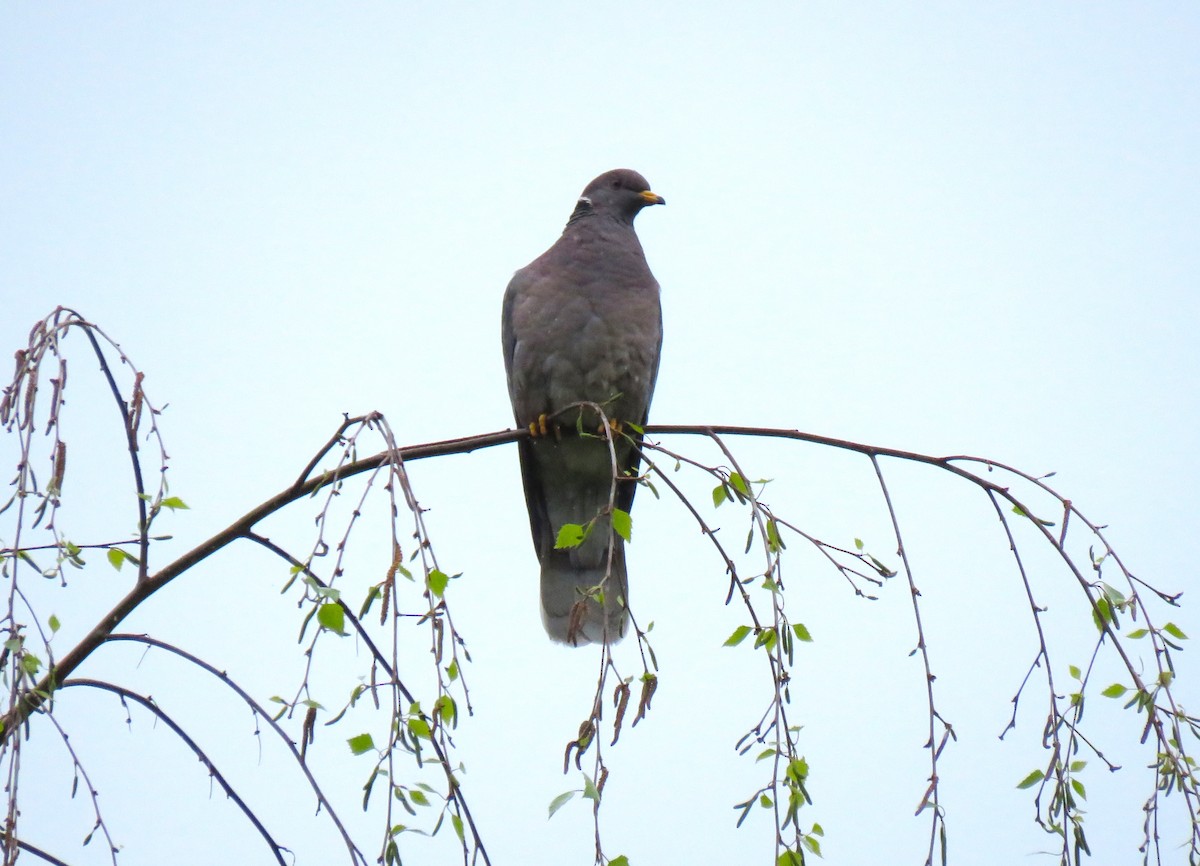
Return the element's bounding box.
[3,4,1198,865]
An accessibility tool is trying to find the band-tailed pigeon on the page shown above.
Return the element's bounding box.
[501,169,665,645]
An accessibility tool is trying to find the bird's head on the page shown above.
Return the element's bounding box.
[569,169,665,225]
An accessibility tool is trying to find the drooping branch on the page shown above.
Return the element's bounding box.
[102,634,369,866]
[56,679,289,866]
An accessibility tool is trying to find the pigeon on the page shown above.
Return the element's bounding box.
[501,169,665,645]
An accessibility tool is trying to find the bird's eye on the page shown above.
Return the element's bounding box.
[611,179,621,189]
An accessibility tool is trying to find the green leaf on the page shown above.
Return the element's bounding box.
[1068,664,1081,679]
[446,659,459,682]
[611,508,632,542]
[1016,769,1044,789]
[1012,503,1055,526]
[317,603,346,635]
[554,523,587,549]
[547,790,575,819]
[409,789,430,807]
[729,472,750,498]
[107,548,127,571]
[408,717,432,740]
[1101,683,1128,698]
[427,569,449,598]
[358,585,381,617]
[609,858,630,866]
[759,793,773,808]
[160,496,189,511]
[451,814,464,843]
[724,625,752,647]
[1164,622,1188,640]
[803,835,822,856]
[1071,778,1087,800]
[48,614,60,634]
[1069,760,1087,772]
[582,774,600,803]
[1127,628,1149,639]
[348,733,375,755]
[854,538,864,551]
[712,484,729,508]
[792,623,813,643]
[21,654,40,675]
[777,850,803,866]
[766,518,784,552]
[754,628,778,651]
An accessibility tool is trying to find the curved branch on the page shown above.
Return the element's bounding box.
[57,679,288,866]
[102,634,368,866]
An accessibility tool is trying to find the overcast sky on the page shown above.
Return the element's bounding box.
[3,4,1199,865]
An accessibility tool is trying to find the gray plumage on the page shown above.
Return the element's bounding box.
[501,169,665,645]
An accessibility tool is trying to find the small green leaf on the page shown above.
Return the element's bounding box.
[427,569,449,598]
[792,623,813,643]
[107,548,127,571]
[160,496,189,511]
[1069,761,1087,772]
[759,793,773,808]
[582,774,600,803]
[1164,622,1188,640]
[854,537,864,550]
[446,659,459,682]
[712,484,729,508]
[729,472,750,498]
[451,814,464,843]
[1012,503,1055,526]
[317,602,346,635]
[554,523,587,549]
[724,625,752,647]
[1071,778,1087,800]
[787,758,809,783]
[1016,769,1044,789]
[754,628,778,651]
[803,835,822,856]
[21,654,41,675]
[1101,683,1128,698]
[348,733,375,755]
[409,789,430,807]
[611,508,632,542]
[48,614,61,634]
[547,790,575,819]
[777,850,803,866]
[609,857,630,866]
[1127,628,1149,639]
[1068,664,1081,679]
[408,717,432,740]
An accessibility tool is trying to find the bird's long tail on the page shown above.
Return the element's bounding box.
[539,536,629,645]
